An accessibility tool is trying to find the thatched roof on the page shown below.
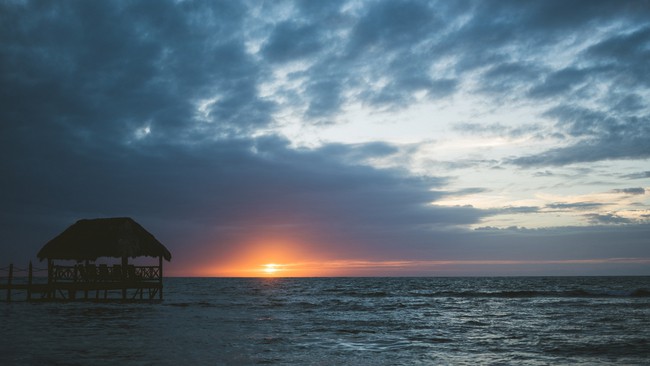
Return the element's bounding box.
[37,217,171,261]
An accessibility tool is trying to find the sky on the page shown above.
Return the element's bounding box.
[1,0,650,277]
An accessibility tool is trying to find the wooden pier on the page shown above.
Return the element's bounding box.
[3,217,172,302]
[1,260,164,301]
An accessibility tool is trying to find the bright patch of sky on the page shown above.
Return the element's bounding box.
[253,14,650,229]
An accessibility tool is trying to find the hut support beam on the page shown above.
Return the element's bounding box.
[84,260,89,299]
[47,259,53,299]
[159,256,163,300]
[6,263,13,302]
[122,256,128,300]
[27,261,33,301]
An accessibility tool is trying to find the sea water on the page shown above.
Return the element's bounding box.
[1,277,649,365]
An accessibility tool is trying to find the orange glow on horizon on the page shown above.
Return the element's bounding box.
[189,232,650,277]
[192,257,650,277]
[200,237,327,277]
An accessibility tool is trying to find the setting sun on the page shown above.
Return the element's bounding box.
[263,263,280,275]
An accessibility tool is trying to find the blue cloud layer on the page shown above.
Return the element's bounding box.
[1,0,649,272]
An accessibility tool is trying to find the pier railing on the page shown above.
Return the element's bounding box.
[0,262,48,301]
[51,264,161,283]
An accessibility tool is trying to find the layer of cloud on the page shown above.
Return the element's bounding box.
[2,0,650,274]
[1,132,491,263]
[613,188,646,195]
[3,1,648,162]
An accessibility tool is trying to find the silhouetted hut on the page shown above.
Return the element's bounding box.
[37,217,171,300]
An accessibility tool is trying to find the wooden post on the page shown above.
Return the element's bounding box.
[6,263,13,302]
[27,261,33,301]
[84,260,89,299]
[159,256,163,300]
[47,259,53,299]
[122,256,128,300]
[71,261,78,300]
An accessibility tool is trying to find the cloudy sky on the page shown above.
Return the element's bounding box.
[2,0,649,276]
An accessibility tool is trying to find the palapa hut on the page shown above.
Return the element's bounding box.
[37,217,171,300]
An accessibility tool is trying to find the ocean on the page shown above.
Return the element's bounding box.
[1,277,649,365]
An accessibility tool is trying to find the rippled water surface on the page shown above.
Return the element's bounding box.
[2,277,649,365]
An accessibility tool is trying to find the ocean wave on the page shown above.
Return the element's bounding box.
[317,287,650,299]
[412,288,650,298]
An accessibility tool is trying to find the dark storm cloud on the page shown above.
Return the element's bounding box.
[364,75,457,109]
[0,0,272,145]
[1,133,489,263]
[612,188,646,195]
[2,0,647,176]
[477,62,542,96]
[0,0,487,265]
[346,0,439,56]
[506,22,650,167]
[454,122,543,139]
[446,187,490,197]
[585,213,635,225]
[252,0,650,143]
[612,94,645,113]
[430,1,650,168]
[304,78,344,119]
[510,107,650,166]
[386,224,650,275]
[261,21,323,63]
[623,171,650,180]
[0,0,488,253]
[263,0,648,166]
[433,0,645,73]
[546,202,604,211]
[499,206,541,214]
[526,67,591,99]
[584,25,650,86]
[510,139,650,167]
[344,0,459,109]
[316,141,401,163]
[449,0,649,53]
[274,0,458,117]
[10,136,424,226]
